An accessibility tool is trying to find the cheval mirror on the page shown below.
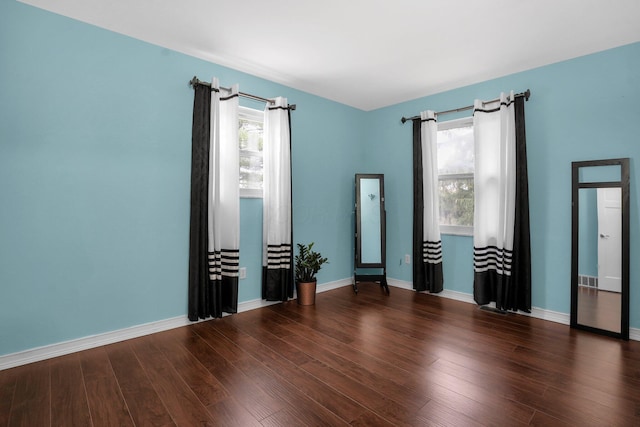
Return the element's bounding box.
[353,174,389,294]
[571,158,630,340]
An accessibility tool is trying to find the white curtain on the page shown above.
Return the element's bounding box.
[411,110,444,292]
[421,110,443,266]
[473,91,516,301]
[262,97,293,301]
[208,78,240,311]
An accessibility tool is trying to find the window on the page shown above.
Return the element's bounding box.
[437,117,474,235]
[239,106,264,198]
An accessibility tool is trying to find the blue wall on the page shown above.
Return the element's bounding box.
[0,1,363,355]
[367,42,640,326]
[1,1,639,356]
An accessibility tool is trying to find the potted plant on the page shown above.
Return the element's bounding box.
[294,242,329,305]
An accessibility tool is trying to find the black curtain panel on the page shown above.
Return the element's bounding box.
[188,84,239,320]
[506,96,532,312]
[219,263,239,315]
[412,118,444,293]
[262,267,293,301]
[412,119,426,291]
[188,84,213,320]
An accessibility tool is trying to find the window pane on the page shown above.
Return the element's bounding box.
[439,177,474,227]
[437,119,474,230]
[437,124,474,174]
[239,151,263,190]
[239,113,263,191]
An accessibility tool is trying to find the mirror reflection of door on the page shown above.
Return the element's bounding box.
[359,178,382,264]
[577,187,622,334]
[597,187,622,292]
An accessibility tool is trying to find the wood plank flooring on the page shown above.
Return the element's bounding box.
[2,284,640,426]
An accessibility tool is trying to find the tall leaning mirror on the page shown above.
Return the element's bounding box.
[353,174,389,294]
[571,158,630,340]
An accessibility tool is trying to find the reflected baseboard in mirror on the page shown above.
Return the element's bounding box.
[571,158,630,340]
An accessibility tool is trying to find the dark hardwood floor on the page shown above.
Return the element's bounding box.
[2,284,640,426]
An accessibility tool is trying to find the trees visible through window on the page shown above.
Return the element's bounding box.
[437,117,474,235]
[239,106,264,198]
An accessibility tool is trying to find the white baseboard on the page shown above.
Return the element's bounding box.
[0,279,354,371]
[0,315,194,371]
[387,278,640,338]
[316,277,353,293]
[387,278,414,291]
[388,278,572,324]
[0,296,284,371]
[1,277,635,370]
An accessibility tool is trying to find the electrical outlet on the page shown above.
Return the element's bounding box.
[404,254,411,264]
[239,267,246,279]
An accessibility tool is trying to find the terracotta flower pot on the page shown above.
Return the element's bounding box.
[296,281,317,306]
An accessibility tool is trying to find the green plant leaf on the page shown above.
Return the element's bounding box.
[294,242,329,283]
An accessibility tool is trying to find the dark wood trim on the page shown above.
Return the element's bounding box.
[571,158,630,340]
[621,157,631,339]
[354,173,386,269]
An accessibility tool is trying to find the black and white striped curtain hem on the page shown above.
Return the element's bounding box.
[473,245,513,275]
[266,243,292,270]
[208,249,240,279]
[422,240,443,264]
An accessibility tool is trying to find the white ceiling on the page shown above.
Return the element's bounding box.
[19,0,640,111]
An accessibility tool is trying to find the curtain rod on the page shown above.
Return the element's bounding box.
[400,89,530,124]
[189,76,297,110]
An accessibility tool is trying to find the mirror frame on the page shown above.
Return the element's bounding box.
[353,173,389,295]
[571,158,630,340]
[355,174,386,268]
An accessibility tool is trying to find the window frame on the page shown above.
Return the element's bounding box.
[239,106,264,199]
[437,116,474,237]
